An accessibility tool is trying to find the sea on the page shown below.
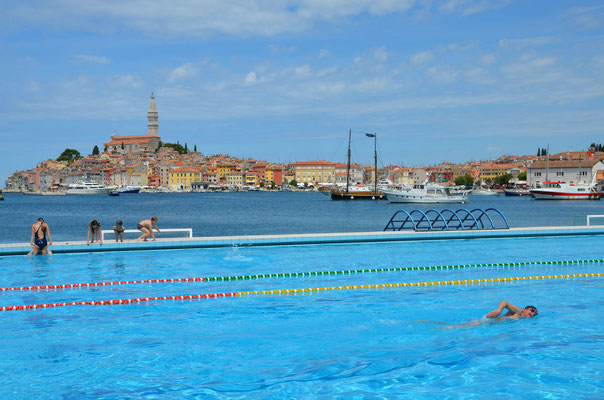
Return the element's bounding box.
[0,191,603,244]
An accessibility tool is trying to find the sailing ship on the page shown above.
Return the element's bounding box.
[330,130,385,200]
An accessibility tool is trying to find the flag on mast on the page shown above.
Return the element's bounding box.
[365,133,375,137]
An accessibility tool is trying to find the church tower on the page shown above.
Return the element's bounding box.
[147,92,159,136]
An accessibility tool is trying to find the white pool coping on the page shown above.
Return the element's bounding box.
[1,225,603,256]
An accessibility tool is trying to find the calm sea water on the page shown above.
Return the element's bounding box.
[1,191,603,243]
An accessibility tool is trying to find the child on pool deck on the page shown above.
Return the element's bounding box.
[113,220,125,242]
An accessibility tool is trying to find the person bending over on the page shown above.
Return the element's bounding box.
[486,301,538,320]
[137,217,160,241]
[29,217,52,256]
[113,220,125,242]
[87,219,103,245]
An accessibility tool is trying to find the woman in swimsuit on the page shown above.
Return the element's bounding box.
[29,217,52,256]
[87,219,103,245]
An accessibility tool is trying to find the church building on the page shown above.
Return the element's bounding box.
[105,94,162,153]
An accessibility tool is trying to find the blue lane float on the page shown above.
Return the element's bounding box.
[384,208,510,231]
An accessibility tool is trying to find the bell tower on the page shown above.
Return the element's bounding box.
[147,92,159,136]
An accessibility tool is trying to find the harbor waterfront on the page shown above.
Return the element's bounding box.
[1,191,602,244]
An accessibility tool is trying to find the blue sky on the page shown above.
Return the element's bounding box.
[2,0,604,182]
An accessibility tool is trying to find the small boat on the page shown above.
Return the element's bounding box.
[22,190,66,196]
[529,180,602,200]
[472,188,499,196]
[0,190,3,201]
[117,185,141,194]
[503,188,531,197]
[108,190,120,196]
[383,183,469,204]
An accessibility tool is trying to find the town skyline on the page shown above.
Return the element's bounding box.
[2,1,603,183]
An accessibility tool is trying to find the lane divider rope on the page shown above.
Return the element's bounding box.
[1,259,602,293]
[1,273,602,312]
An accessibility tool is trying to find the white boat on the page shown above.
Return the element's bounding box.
[66,181,112,194]
[529,181,602,200]
[117,185,141,194]
[472,188,499,196]
[22,191,66,196]
[383,183,469,204]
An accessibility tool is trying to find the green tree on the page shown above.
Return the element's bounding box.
[57,149,82,164]
[455,175,474,187]
[494,173,513,186]
[163,142,187,154]
[194,144,197,152]
[517,171,527,181]
[92,145,100,155]
[184,143,188,153]
[104,145,108,152]
[121,141,125,150]
[259,181,265,187]
[289,179,297,187]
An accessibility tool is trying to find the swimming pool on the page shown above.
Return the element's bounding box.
[1,235,603,398]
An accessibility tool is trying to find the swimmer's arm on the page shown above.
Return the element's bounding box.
[46,225,52,245]
[486,301,521,318]
[30,225,35,245]
[153,223,160,236]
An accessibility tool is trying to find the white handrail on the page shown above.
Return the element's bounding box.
[586,215,604,226]
[101,228,193,240]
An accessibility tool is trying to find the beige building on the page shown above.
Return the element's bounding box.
[295,161,336,185]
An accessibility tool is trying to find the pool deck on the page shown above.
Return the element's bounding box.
[1,225,604,256]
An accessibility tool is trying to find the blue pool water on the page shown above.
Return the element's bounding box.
[0,235,603,398]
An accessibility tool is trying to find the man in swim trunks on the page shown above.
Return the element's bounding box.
[29,217,52,256]
[486,301,538,319]
[443,300,537,328]
[137,217,160,241]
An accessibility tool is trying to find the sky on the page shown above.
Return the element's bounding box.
[1,0,604,182]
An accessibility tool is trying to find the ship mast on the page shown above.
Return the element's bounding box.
[373,133,377,194]
[345,129,351,193]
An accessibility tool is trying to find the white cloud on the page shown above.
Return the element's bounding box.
[425,65,458,83]
[295,64,311,79]
[318,49,330,58]
[168,62,197,82]
[112,74,143,88]
[498,36,553,49]
[410,51,434,66]
[244,71,257,85]
[27,80,40,92]
[72,54,111,64]
[482,54,497,65]
[373,46,389,63]
[6,0,417,38]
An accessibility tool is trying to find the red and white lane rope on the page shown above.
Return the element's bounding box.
[0,273,602,312]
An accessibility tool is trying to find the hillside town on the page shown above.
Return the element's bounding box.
[5,95,604,193]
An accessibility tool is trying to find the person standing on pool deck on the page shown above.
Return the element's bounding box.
[137,217,160,241]
[486,301,538,319]
[113,220,125,242]
[87,219,103,245]
[28,217,52,256]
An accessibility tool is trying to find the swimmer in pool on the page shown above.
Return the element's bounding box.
[486,301,538,320]
[442,301,538,329]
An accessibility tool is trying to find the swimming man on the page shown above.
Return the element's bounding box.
[137,217,160,241]
[486,300,538,320]
[29,217,52,256]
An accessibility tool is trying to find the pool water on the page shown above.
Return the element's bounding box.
[0,236,603,399]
